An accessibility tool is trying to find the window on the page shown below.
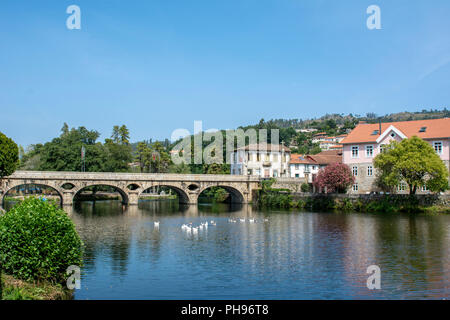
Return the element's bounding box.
[390,132,396,138]
[247,153,251,161]
[257,153,260,161]
[380,144,386,153]
[433,142,443,155]
[397,183,407,192]
[352,166,358,176]
[371,130,379,135]
[367,166,373,176]
[295,164,299,170]
[419,127,427,133]
[265,153,270,161]
[247,169,252,175]
[421,185,428,192]
[352,184,358,191]
[273,154,278,162]
[366,145,373,157]
[295,174,299,178]
[312,166,316,170]
[351,146,359,158]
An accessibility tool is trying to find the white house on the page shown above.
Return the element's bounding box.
[289,150,342,183]
[230,143,291,178]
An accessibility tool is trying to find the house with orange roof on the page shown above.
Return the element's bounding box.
[341,118,450,194]
[289,150,342,183]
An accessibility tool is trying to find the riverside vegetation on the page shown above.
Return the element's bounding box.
[257,179,450,213]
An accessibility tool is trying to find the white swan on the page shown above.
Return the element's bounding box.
[154,221,160,228]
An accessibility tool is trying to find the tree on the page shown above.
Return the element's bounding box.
[103,138,132,172]
[39,125,104,172]
[373,136,449,194]
[0,131,19,178]
[112,125,130,145]
[314,163,354,193]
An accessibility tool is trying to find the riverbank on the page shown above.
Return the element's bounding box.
[255,189,450,213]
[1,273,72,300]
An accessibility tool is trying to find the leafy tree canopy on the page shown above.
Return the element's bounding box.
[314,163,354,193]
[373,136,449,194]
[0,131,19,178]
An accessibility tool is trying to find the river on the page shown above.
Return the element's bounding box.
[6,199,450,299]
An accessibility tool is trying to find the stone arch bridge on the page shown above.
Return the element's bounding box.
[0,171,261,208]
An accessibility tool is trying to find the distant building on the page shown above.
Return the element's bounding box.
[341,118,450,194]
[296,128,318,133]
[289,150,342,183]
[230,143,291,178]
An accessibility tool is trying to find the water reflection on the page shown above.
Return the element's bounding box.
[8,199,450,299]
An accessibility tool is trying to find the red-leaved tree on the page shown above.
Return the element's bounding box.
[314,163,354,193]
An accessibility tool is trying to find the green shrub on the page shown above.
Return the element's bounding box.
[0,197,83,283]
[300,183,310,193]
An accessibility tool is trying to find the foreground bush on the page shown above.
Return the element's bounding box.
[0,197,83,283]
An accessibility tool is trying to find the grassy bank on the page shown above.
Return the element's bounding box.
[1,273,72,300]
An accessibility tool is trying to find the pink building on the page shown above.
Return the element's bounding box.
[340,118,450,194]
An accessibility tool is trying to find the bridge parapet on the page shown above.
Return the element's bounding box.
[0,171,262,208]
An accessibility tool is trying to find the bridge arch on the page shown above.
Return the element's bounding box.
[198,185,245,203]
[1,182,63,208]
[139,184,191,204]
[73,184,130,205]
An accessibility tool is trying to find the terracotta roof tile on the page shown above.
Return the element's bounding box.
[289,154,316,164]
[341,118,450,144]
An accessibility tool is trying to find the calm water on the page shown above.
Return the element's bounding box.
[10,200,450,299]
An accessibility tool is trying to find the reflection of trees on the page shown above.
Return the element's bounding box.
[70,201,131,276]
[369,214,449,298]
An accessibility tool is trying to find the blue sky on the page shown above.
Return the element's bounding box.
[1,0,449,146]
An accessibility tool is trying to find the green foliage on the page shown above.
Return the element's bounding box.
[0,198,83,283]
[21,124,136,173]
[374,136,449,194]
[258,179,293,208]
[200,187,229,203]
[300,183,310,193]
[0,131,19,178]
[135,141,171,173]
[168,162,191,174]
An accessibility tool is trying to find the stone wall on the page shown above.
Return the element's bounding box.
[290,192,450,207]
[271,178,306,193]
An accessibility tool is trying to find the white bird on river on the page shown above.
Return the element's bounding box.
[154,221,160,228]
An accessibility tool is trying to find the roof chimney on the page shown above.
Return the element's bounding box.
[379,120,382,135]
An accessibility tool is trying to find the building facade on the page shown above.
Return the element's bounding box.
[289,150,342,183]
[341,118,450,194]
[230,144,291,178]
